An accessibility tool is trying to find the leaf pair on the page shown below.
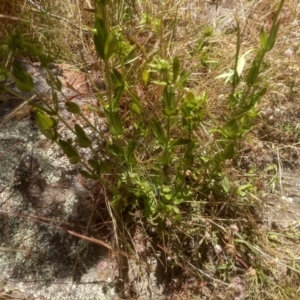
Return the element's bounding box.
[260,22,280,53]
[33,109,58,141]
[108,141,137,164]
[12,61,34,93]
[94,17,117,60]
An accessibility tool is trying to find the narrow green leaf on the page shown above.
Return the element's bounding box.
[125,89,142,114]
[105,32,118,59]
[105,108,123,136]
[171,205,180,214]
[93,17,108,60]
[108,144,123,157]
[168,138,191,150]
[65,102,81,114]
[151,80,167,86]
[34,109,54,130]
[40,128,58,141]
[236,49,254,79]
[266,21,280,52]
[236,56,245,78]
[191,38,207,55]
[12,61,34,92]
[111,68,123,87]
[58,139,78,159]
[152,120,167,147]
[162,87,177,116]
[75,124,91,148]
[125,141,137,163]
[221,176,230,193]
[172,56,180,82]
[112,85,124,111]
[144,195,157,217]
[215,71,234,80]
[222,142,235,160]
[39,53,52,68]
[69,155,81,164]
[88,159,102,173]
[249,88,267,107]
[260,26,268,50]
[131,103,141,114]
[55,77,62,91]
[246,57,260,86]
[177,70,190,87]
[232,20,241,88]
[142,70,150,84]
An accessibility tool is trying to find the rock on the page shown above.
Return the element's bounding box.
[0,61,119,299]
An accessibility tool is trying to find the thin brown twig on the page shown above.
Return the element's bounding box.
[0,209,129,258]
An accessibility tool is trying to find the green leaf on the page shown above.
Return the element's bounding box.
[54,77,62,91]
[266,21,280,52]
[34,109,54,130]
[215,69,234,83]
[105,108,123,136]
[171,205,180,214]
[111,68,123,87]
[142,70,150,84]
[22,41,43,58]
[58,139,79,160]
[69,156,81,164]
[40,128,58,141]
[222,142,235,160]
[221,176,230,193]
[105,32,118,59]
[126,89,142,114]
[39,54,52,69]
[172,56,180,82]
[124,141,137,163]
[232,21,241,87]
[65,102,81,114]
[88,159,102,173]
[236,49,254,78]
[162,87,177,116]
[246,56,261,86]
[112,85,124,111]
[94,17,108,60]
[236,56,245,78]
[74,124,91,148]
[190,37,207,55]
[260,26,268,50]
[152,120,167,147]
[144,193,157,217]
[108,143,123,157]
[151,80,167,86]
[12,61,34,92]
[168,138,191,150]
[249,88,267,107]
[177,70,190,87]
[236,183,253,197]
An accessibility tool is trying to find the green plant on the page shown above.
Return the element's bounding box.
[3,1,299,299]
[1,0,286,224]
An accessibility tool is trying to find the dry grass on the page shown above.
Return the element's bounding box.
[1,0,300,299]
